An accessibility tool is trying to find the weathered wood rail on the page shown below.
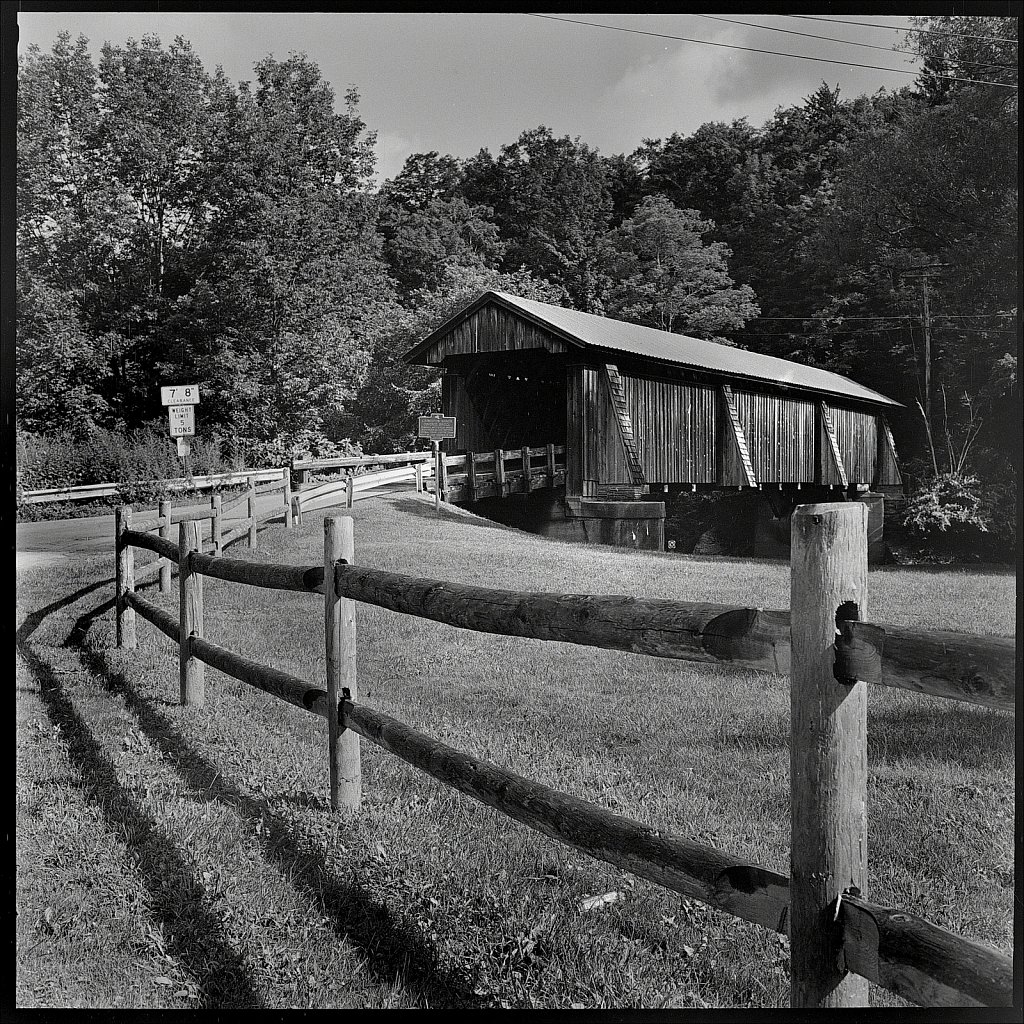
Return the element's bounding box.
[431,443,567,503]
[115,503,1015,1008]
[290,463,434,525]
[291,450,433,489]
[22,466,285,505]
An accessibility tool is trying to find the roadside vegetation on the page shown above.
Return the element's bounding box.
[17,495,1014,1009]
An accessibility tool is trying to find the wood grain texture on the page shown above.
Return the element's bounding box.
[123,529,180,562]
[178,519,205,707]
[125,590,180,644]
[189,550,325,593]
[189,635,332,717]
[159,500,172,593]
[333,563,790,672]
[789,502,868,1007]
[841,894,1012,1007]
[837,621,1014,712]
[247,483,257,548]
[325,517,359,812]
[282,468,293,527]
[115,506,136,650]
[340,697,790,932]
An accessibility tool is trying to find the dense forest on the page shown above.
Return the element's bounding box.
[16,16,1019,553]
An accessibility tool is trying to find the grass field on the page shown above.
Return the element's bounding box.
[16,494,1016,1009]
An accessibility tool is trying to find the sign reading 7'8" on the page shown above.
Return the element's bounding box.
[161,384,200,406]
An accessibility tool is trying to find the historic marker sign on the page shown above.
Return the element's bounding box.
[168,405,196,437]
[417,414,457,441]
[161,384,201,406]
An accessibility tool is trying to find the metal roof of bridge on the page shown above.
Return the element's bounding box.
[406,290,901,407]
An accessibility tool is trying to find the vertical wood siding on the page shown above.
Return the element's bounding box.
[424,305,568,362]
[620,375,718,483]
[825,404,878,484]
[732,390,816,483]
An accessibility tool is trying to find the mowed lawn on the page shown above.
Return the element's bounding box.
[16,493,1015,1009]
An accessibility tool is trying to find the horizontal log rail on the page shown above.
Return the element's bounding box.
[189,550,324,593]
[190,635,332,717]
[115,505,1016,1008]
[332,565,1015,712]
[123,529,179,562]
[124,590,180,644]
[840,893,1013,1007]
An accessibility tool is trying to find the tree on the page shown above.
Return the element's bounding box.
[462,126,615,311]
[15,274,110,434]
[603,196,759,343]
[201,55,399,451]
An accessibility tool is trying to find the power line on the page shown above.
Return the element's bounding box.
[782,14,1017,46]
[694,14,1017,72]
[525,14,1017,90]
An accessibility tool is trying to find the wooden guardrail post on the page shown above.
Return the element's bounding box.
[291,494,302,526]
[158,499,171,593]
[282,467,293,527]
[790,502,869,1008]
[178,519,205,706]
[493,448,506,497]
[325,516,359,812]
[115,505,136,649]
[414,462,423,493]
[211,493,223,555]
[546,443,556,486]
[346,474,354,508]
[247,478,257,548]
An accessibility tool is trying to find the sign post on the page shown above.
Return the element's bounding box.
[162,384,201,477]
[417,414,457,512]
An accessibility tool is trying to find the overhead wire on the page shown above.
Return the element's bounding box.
[693,14,1017,72]
[524,14,1017,90]
[781,14,1017,45]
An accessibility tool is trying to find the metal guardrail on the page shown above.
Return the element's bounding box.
[21,468,286,505]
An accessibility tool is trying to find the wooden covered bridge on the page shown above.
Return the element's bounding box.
[405,290,901,556]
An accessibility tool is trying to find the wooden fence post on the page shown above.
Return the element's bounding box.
[158,498,171,593]
[494,448,505,497]
[283,467,293,528]
[346,474,354,509]
[546,443,556,486]
[325,516,359,812]
[522,445,532,494]
[291,494,302,526]
[415,462,423,493]
[247,478,257,548]
[115,504,136,649]
[179,519,205,707]
[211,493,223,555]
[790,502,869,1008]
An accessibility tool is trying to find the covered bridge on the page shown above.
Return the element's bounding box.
[405,290,901,555]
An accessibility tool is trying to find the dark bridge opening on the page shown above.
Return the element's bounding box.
[442,351,567,454]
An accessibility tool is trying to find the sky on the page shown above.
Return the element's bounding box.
[16,11,923,184]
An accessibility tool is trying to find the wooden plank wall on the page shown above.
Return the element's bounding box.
[620,375,717,483]
[422,305,568,363]
[824,404,878,485]
[733,390,816,484]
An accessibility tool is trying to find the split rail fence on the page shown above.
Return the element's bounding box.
[114,500,1015,1009]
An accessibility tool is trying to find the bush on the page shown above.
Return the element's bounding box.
[233,429,362,470]
[899,473,1015,560]
[16,425,246,514]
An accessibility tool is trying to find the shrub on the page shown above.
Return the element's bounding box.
[901,473,994,558]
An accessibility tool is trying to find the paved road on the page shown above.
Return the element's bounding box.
[16,483,418,574]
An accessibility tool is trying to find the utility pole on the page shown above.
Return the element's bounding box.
[900,264,948,441]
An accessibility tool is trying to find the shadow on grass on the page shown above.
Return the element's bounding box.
[867,701,1014,771]
[67,597,487,1009]
[390,496,517,533]
[18,584,265,1008]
